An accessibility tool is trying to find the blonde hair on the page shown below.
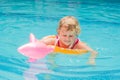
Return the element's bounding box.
[57,16,80,36]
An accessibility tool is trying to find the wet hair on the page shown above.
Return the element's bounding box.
[57,16,80,36]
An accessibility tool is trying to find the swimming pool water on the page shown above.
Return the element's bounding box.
[0,0,120,80]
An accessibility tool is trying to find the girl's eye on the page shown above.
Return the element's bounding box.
[63,35,67,37]
[62,35,74,37]
[69,35,73,37]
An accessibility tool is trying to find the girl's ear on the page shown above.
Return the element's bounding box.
[76,35,78,38]
[57,29,60,35]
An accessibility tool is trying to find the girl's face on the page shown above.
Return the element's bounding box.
[58,27,77,46]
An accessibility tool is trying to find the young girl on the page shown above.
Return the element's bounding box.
[24,16,98,80]
[40,16,98,65]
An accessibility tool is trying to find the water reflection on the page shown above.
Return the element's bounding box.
[24,54,56,80]
[24,60,50,80]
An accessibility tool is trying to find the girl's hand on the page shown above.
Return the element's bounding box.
[88,58,96,65]
[88,50,98,65]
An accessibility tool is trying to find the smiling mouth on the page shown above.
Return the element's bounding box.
[64,41,71,45]
[64,40,71,43]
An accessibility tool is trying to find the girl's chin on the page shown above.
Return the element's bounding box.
[63,42,71,46]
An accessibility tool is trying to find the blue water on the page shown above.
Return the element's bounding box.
[0,0,120,80]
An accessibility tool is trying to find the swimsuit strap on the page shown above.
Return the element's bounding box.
[54,35,59,46]
[70,39,79,49]
[57,39,60,47]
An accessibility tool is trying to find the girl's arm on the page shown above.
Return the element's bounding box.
[39,35,56,45]
[78,42,98,65]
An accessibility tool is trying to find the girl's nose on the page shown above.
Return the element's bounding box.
[65,36,70,41]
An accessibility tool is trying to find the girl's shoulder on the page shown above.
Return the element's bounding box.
[42,35,56,39]
[41,35,56,45]
[74,39,87,49]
